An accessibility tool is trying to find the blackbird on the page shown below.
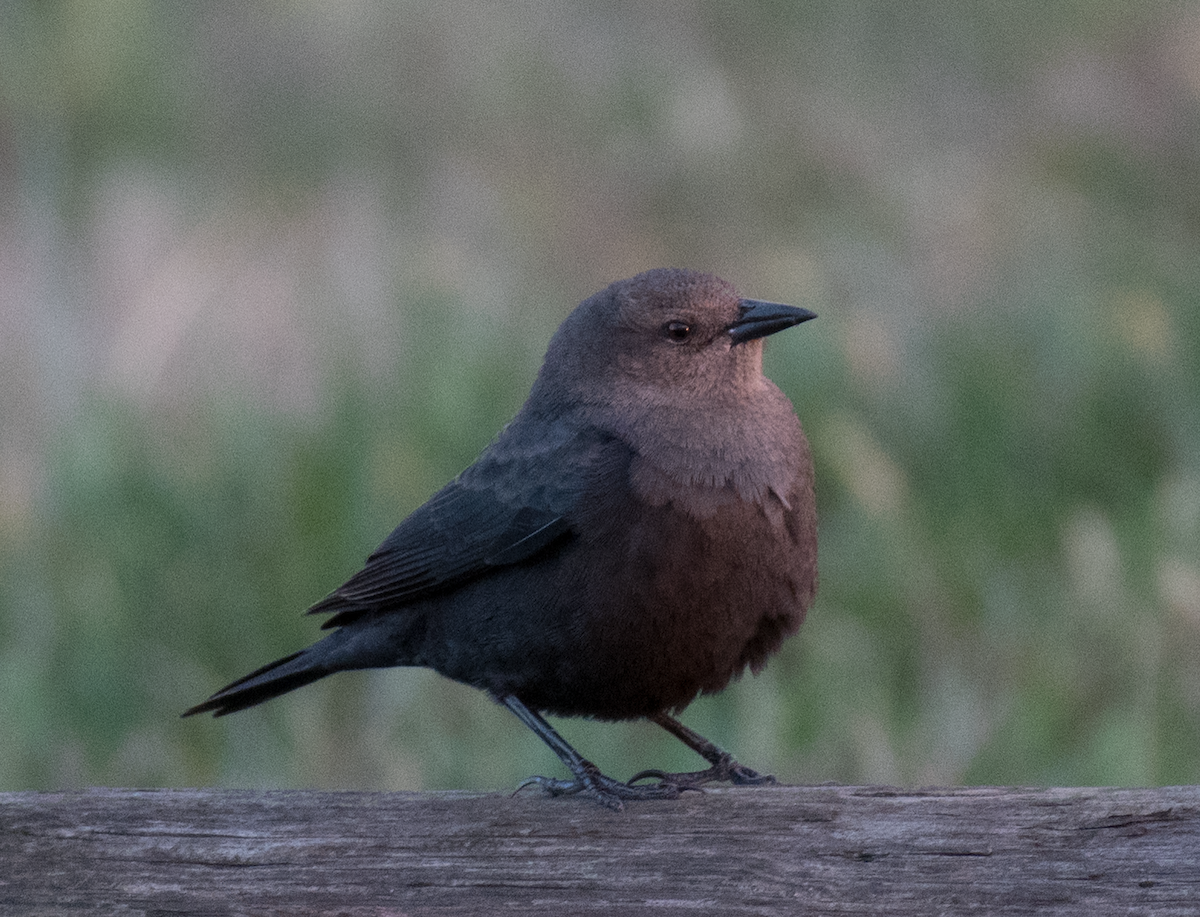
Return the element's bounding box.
[184,268,818,810]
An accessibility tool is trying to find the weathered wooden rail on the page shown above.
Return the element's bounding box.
[2,785,1197,915]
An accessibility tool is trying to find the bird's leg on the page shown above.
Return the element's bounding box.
[628,712,778,789]
[499,695,681,811]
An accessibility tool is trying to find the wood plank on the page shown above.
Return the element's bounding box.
[2,785,1197,915]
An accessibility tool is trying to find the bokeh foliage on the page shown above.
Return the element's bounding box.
[2,1,1198,792]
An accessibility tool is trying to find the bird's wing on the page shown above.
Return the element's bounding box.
[307,421,628,627]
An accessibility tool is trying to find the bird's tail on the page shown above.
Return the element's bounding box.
[182,649,330,718]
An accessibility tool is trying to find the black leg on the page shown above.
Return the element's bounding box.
[499,695,681,811]
[628,712,778,788]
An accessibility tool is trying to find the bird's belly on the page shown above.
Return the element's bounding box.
[525,496,810,718]
[422,482,815,720]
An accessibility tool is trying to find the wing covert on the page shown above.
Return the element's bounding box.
[307,420,631,627]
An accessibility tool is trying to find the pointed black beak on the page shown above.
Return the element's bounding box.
[728,299,817,345]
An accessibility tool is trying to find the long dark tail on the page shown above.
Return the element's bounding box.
[182,650,329,718]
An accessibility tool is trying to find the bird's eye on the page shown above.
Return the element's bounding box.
[663,321,691,342]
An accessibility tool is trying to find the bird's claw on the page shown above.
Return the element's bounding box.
[627,752,777,790]
[514,774,585,797]
[513,766,681,811]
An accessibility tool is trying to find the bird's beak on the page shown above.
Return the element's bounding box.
[728,299,817,345]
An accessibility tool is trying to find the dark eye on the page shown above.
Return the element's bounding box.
[663,321,691,342]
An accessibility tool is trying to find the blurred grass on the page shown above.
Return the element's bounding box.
[2,1,1199,793]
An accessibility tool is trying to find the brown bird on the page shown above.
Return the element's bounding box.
[184,268,818,810]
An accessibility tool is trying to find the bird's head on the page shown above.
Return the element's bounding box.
[533,268,815,412]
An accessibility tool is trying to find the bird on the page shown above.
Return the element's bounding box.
[184,267,818,810]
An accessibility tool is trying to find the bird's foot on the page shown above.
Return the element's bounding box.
[514,761,681,811]
[628,750,777,790]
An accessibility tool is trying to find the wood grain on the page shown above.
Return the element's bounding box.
[2,785,1197,915]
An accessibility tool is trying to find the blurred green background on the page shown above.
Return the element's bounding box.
[2,1,1198,794]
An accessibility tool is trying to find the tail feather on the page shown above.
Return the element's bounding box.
[182,650,328,718]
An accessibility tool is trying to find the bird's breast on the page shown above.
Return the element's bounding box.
[538,464,815,719]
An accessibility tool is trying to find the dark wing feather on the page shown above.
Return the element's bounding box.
[307,421,630,628]
[308,483,570,626]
